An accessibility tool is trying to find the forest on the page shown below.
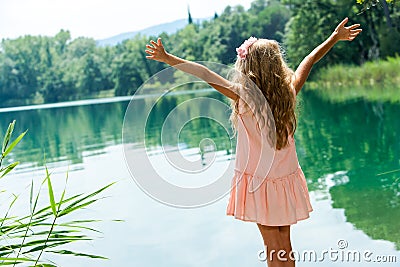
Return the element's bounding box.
[0,0,399,107]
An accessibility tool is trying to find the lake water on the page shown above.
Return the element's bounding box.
[0,89,399,266]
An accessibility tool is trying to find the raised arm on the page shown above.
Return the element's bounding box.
[145,38,237,100]
[293,17,362,94]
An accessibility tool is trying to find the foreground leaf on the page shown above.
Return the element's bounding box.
[2,130,27,159]
[45,168,57,216]
[1,120,15,155]
[48,249,108,259]
[0,162,19,179]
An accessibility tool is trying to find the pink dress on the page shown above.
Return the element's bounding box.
[226,99,313,226]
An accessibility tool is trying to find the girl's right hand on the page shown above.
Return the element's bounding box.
[333,17,362,41]
[145,38,170,63]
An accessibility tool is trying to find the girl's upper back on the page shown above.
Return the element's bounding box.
[234,96,300,181]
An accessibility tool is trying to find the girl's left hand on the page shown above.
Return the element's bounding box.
[334,17,362,41]
[145,38,169,63]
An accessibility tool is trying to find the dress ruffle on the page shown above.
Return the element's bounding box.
[226,167,313,226]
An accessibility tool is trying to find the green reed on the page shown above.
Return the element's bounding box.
[0,120,116,266]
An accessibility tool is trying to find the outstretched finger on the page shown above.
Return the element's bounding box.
[150,40,158,47]
[145,49,154,55]
[350,29,362,36]
[348,24,361,30]
[146,44,156,51]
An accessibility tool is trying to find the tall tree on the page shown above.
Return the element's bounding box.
[188,6,193,24]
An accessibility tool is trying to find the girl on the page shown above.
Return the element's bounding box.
[145,17,361,266]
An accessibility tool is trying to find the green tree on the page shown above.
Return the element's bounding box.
[81,54,103,94]
[61,37,100,98]
[171,24,201,61]
[188,6,193,24]
[0,36,55,105]
[284,0,380,69]
[112,35,162,96]
[248,0,291,42]
[356,0,400,58]
[53,29,71,55]
[40,66,70,102]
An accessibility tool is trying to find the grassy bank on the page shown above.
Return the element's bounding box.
[306,57,400,103]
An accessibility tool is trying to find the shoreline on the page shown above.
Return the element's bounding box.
[0,88,215,113]
[306,57,400,103]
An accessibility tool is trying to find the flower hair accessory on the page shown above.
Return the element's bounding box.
[236,36,258,60]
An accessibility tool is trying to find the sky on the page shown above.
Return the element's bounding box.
[0,0,254,40]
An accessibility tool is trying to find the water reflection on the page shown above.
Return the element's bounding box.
[296,90,400,250]
[0,102,128,168]
[0,89,399,251]
[0,90,231,167]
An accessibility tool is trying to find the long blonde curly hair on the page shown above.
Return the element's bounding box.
[230,39,297,150]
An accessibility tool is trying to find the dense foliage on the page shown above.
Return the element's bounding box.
[0,0,399,107]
